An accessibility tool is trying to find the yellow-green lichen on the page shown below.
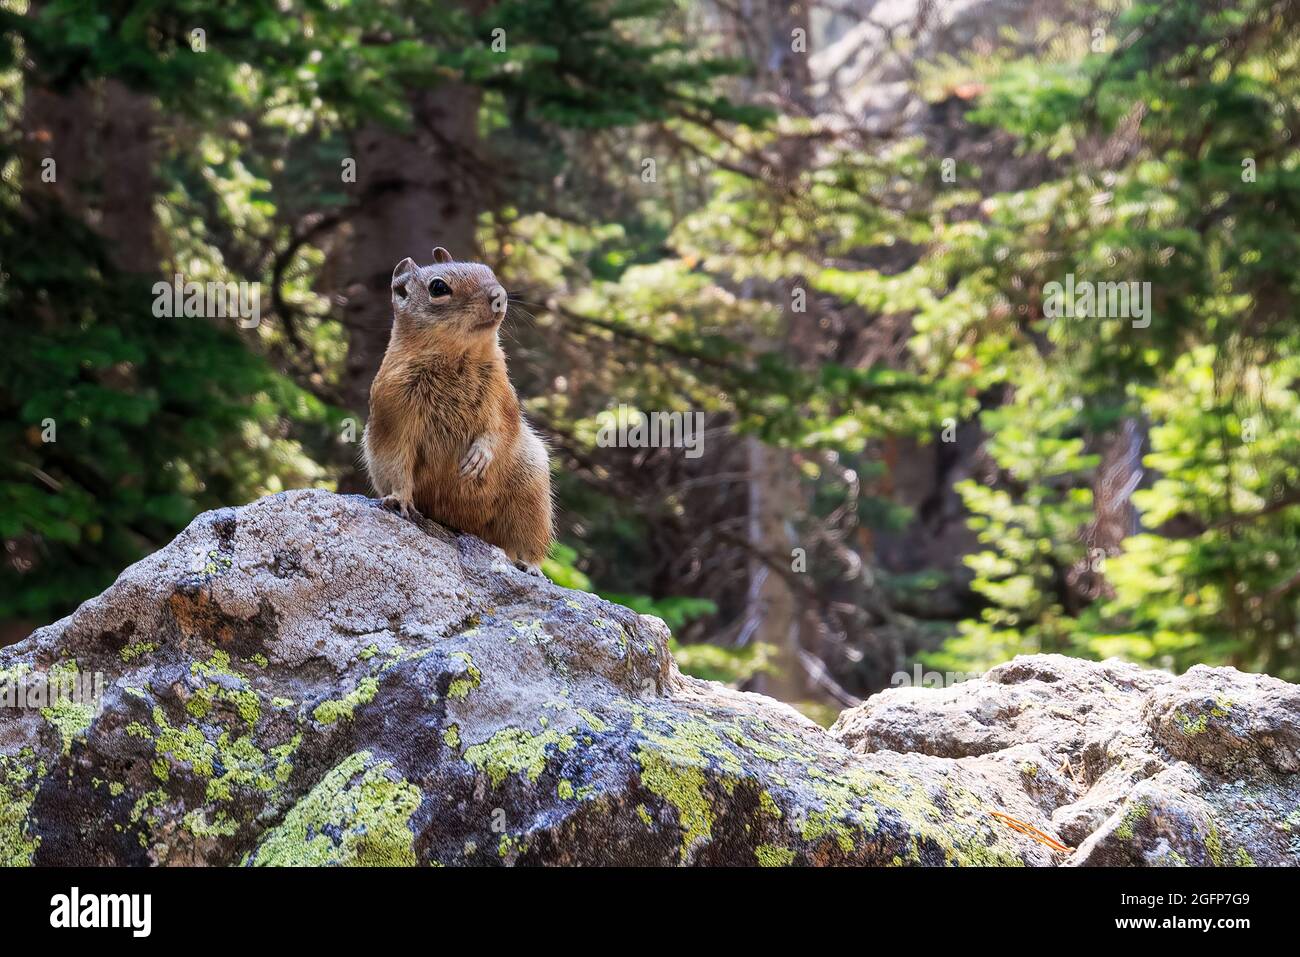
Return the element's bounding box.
[152,706,217,779]
[188,652,261,728]
[636,749,713,862]
[929,778,1028,867]
[129,787,168,827]
[1115,799,1150,842]
[463,726,577,788]
[1174,695,1233,736]
[204,732,300,803]
[1205,819,1224,866]
[639,716,744,776]
[801,807,857,853]
[759,790,783,819]
[792,763,1022,867]
[120,641,156,663]
[754,844,796,867]
[795,767,887,855]
[191,650,234,678]
[0,663,30,687]
[632,712,804,862]
[42,698,96,756]
[636,803,654,827]
[39,661,97,755]
[446,652,481,700]
[442,724,461,750]
[183,808,239,838]
[0,750,44,866]
[376,645,407,673]
[557,779,574,800]
[1177,713,1209,735]
[196,550,233,575]
[313,677,379,725]
[724,723,787,763]
[498,833,526,859]
[251,750,421,867]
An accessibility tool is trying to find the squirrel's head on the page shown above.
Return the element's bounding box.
[391,247,507,341]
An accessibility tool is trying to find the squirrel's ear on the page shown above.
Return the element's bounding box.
[432,246,453,264]
[392,257,418,294]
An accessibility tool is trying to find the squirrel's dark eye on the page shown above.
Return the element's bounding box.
[429,278,452,298]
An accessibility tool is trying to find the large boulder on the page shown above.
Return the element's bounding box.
[1,490,1294,866]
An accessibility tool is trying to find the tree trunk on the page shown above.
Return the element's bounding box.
[741,437,805,700]
[745,1,818,701]
[23,79,158,273]
[1075,418,1144,602]
[98,82,160,274]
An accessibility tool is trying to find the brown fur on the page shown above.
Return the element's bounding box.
[363,248,552,564]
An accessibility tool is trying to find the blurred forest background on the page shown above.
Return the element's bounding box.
[2,0,1298,721]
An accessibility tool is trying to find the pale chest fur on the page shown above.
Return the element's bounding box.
[367,350,517,478]
[396,355,498,441]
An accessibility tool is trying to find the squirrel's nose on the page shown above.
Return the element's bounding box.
[489,285,507,316]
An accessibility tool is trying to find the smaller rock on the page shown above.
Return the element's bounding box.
[1145,664,1300,775]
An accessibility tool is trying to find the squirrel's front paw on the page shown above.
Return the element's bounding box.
[460,438,494,480]
[380,494,422,521]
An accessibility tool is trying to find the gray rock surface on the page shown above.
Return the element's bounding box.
[834,655,1300,865]
[1,490,1294,866]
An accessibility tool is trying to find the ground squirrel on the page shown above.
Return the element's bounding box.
[362,247,553,567]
